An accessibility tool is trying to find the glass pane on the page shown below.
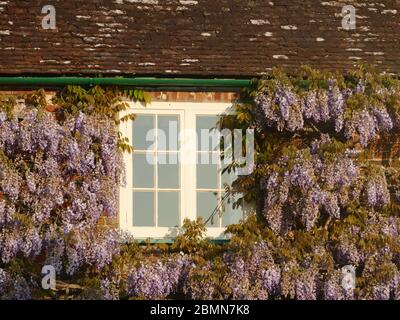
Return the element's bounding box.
[197,153,219,189]
[158,192,180,227]
[196,115,220,151]
[222,195,243,227]
[133,153,154,188]
[133,192,155,226]
[133,115,154,151]
[197,192,220,227]
[158,158,179,189]
[158,115,180,151]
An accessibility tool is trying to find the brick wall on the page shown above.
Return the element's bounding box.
[149,91,238,103]
[0,90,239,103]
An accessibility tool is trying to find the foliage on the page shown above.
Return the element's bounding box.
[171,218,209,254]
[50,86,150,153]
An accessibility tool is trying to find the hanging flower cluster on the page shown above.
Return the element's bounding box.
[260,135,393,234]
[221,241,278,299]
[261,135,360,233]
[253,74,398,148]
[0,268,31,300]
[127,255,190,299]
[0,104,123,275]
[118,233,398,300]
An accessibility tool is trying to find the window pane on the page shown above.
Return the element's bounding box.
[158,158,180,189]
[197,153,219,189]
[133,153,154,188]
[133,192,155,226]
[197,191,219,227]
[158,115,180,151]
[133,115,154,150]
[158,192,180,227]
[196,115,220,151]
[222,195,243,227]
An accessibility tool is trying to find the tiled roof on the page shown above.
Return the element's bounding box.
[0,0,399,76]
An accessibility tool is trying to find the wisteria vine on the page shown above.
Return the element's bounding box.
[2,67,400,300]
[0,96,124,284]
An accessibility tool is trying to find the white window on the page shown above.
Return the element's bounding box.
[119,101,246,239]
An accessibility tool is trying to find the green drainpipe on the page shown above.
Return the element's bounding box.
[0,77,251,88]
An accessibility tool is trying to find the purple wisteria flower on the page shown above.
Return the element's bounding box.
[0,106,124,275]
[254,79,395,148]
[128,255,190,299]
[262,136,361,233]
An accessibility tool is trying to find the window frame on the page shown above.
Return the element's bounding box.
[119,101,242,239]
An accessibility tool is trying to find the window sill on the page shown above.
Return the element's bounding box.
[130,238,230,245]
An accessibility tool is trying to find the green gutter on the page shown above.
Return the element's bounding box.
[0,77,251,88]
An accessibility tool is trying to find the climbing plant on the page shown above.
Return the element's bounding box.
[1,66,400,300]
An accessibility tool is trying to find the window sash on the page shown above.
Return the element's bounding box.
[119,101,241,239]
